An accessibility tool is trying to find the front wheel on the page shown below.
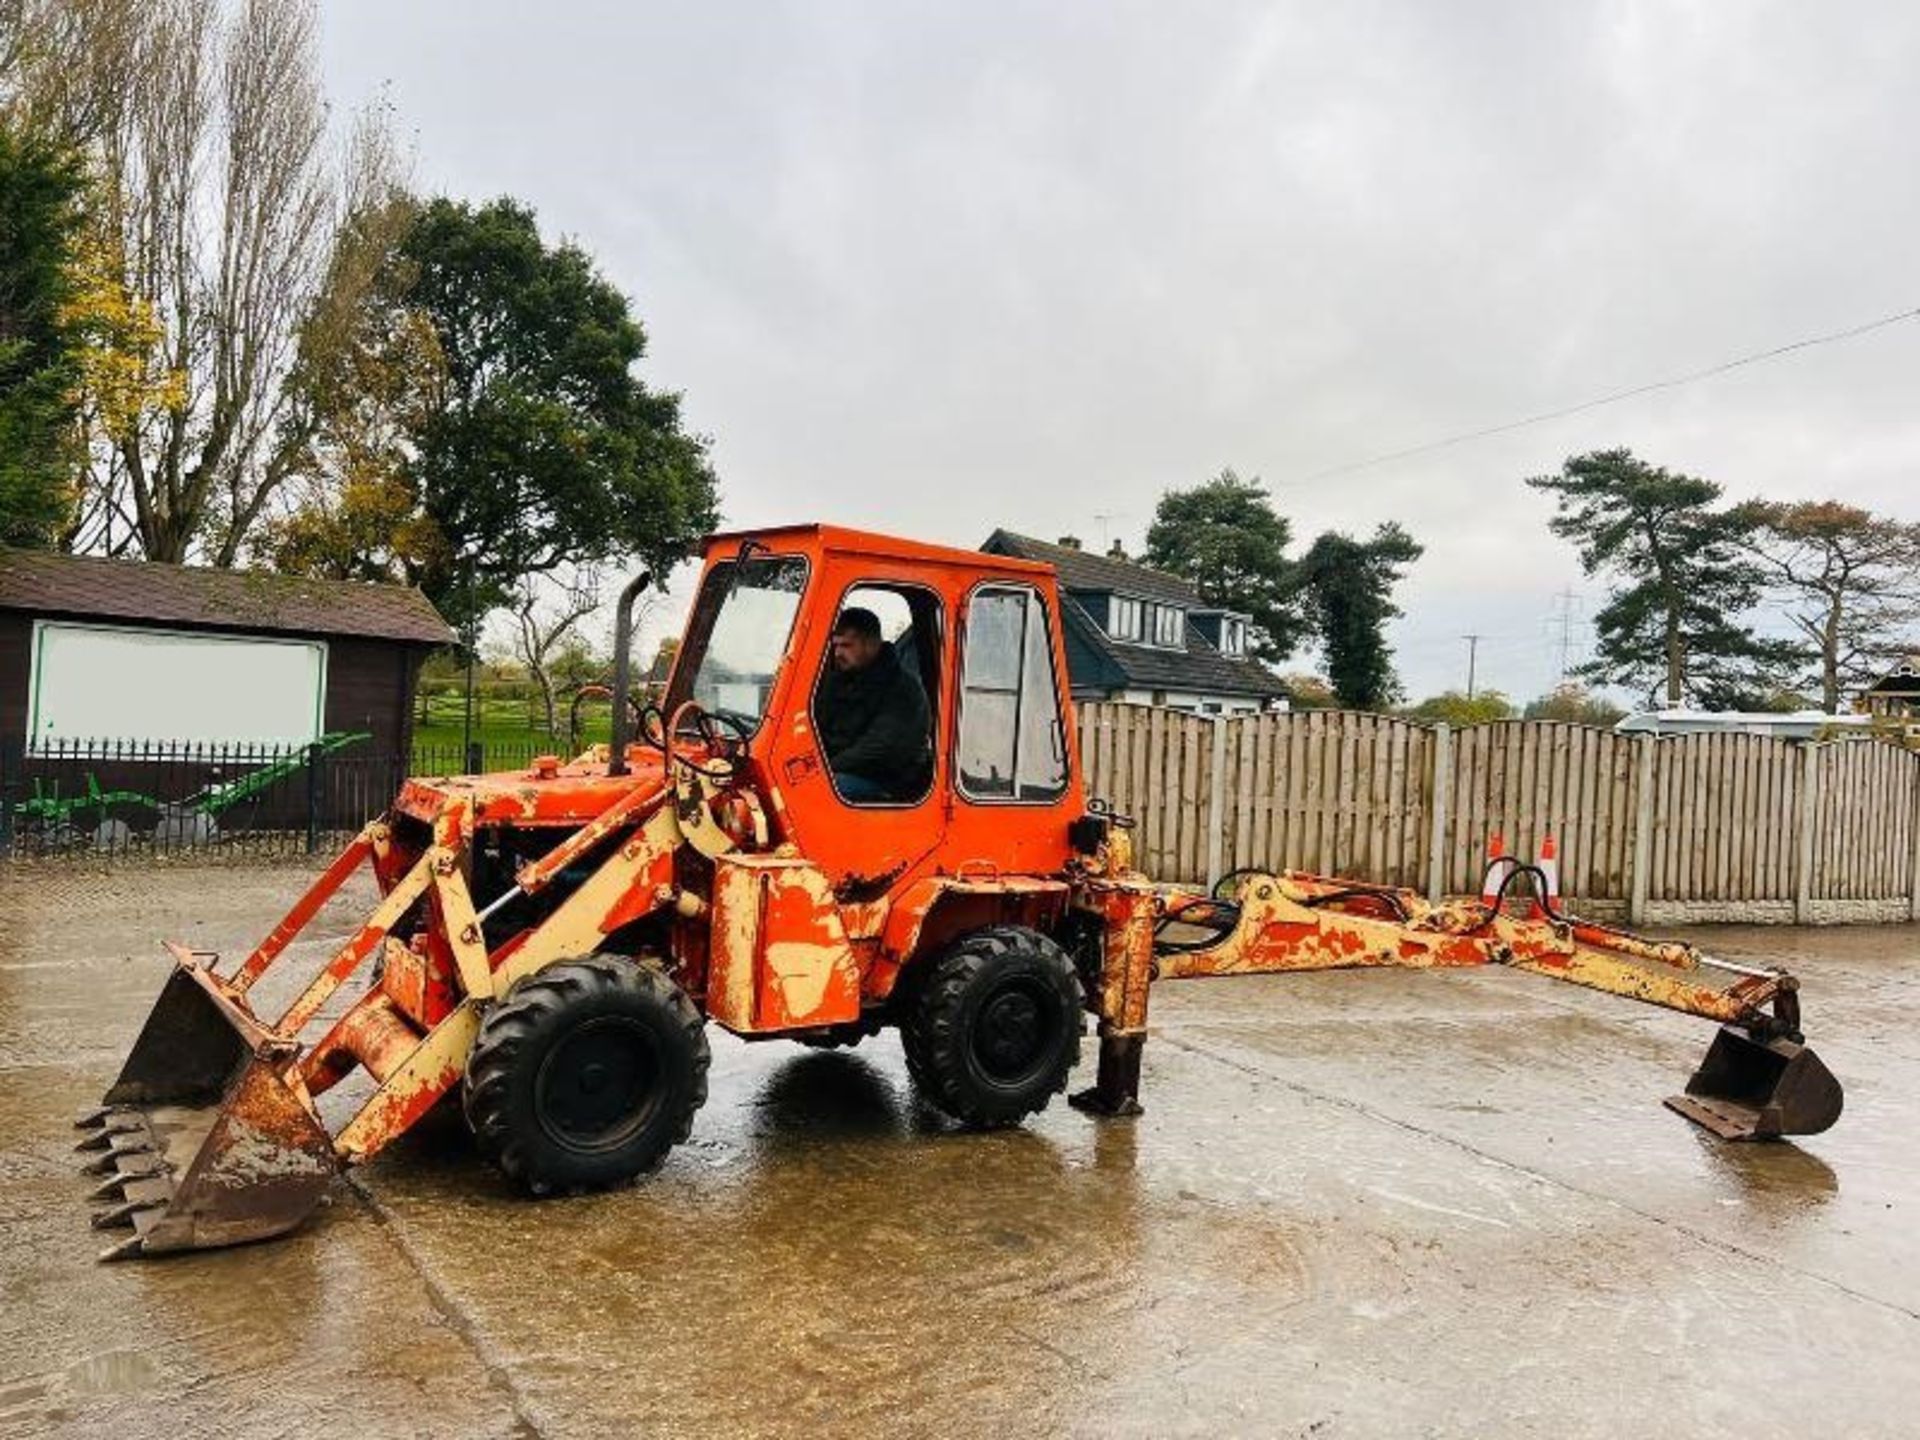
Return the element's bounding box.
[463,956,709,1194]
[901,926,1083,1128]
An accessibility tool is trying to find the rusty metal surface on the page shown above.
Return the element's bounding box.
[78,997,338,1260]
[708,856,861,1032]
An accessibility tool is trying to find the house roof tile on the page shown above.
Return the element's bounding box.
[0,548,455,645]
[984,531,1201,605]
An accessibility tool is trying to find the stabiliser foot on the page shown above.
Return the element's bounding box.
[1070,1032,1145,1118]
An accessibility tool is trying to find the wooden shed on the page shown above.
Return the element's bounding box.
[0,548,452,758]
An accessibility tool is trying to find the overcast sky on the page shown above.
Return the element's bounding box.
[320,1,1920,701]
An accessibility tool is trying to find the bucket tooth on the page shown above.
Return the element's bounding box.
[88,1165,168,1202]
[91,1201,146,1230]
[82,1140,155,1177]
[74,1105,114,1130]
[99,1234,148,1263]
[73,1114,144,1154]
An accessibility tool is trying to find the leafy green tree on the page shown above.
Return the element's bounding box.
[269,196,719,630]
[1735,500,1920,712]
[1406,689,1514,725]
[1690,680,1814,713]
[1527,449,1796,706]
[258,192,450,584]
[1297,523,1423,709]
[1145,468,1303,661]
[0,122,84,547]
[1523,682,1627,727]
[403,197,717,629]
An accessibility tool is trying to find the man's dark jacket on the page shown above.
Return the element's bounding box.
[816,645,931,795]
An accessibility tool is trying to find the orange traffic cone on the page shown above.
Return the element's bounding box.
[1481,833,1513,909]
[1534,831,1560,917]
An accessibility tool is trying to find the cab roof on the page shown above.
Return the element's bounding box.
[701,523,1055,578]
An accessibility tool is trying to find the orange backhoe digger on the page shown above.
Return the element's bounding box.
[76,525,1843,1258]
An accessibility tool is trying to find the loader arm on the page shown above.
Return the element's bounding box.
[74,764,702,1260]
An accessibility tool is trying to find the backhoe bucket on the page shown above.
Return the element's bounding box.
[1664,1027,1844,1141]
[74,959,337,1260]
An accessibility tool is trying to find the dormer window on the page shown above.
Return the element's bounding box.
[1103,595,1185,648]
[1151,604,1184,647]
[1219,618,1246,656]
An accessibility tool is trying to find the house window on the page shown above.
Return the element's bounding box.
[1151,604,1184,647]
[1107,595,1142,642]
[1220,618,1246,656]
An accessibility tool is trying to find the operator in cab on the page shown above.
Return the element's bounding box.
[816,607,932,803]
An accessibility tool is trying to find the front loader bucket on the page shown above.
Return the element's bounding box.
[74,959,337,1260]
[1664,1027,1844,1141]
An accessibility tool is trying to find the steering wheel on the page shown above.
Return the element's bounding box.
[692,707,751,767]
[658,700,749,782]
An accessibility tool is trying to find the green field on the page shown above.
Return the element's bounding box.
[410,690,617,769]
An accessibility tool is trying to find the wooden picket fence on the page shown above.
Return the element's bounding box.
[1075,703,1920,921]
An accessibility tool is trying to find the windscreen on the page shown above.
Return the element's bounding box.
[674,554,809,733]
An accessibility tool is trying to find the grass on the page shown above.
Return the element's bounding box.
[410,691,615,769]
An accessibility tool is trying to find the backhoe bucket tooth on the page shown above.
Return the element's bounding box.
[1664,1027,1844,1141]
[80,959,338,1260]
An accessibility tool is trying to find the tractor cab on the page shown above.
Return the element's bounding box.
[645,526,1086,892]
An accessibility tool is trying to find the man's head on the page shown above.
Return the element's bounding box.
[830,607,886,672]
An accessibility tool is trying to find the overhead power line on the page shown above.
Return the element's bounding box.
[1297,303,1920,484]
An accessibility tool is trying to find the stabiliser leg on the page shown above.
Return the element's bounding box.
[1070,1028,1145,1118]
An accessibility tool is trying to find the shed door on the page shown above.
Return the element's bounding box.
[28,621,327,751]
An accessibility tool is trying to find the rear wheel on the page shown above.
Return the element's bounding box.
[901,926,1082,1128]
[463,956,709,1194]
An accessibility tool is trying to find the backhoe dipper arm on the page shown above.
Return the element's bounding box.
[1069,870,1842,1141]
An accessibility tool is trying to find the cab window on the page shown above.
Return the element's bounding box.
[811,585,941,806]
[955,584,1068,802]
[669,554,808,734]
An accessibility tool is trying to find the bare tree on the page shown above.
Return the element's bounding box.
[511,565,610,741]
[1739,500,1920,712]
[1,0,143,142]
[14,0,382,565]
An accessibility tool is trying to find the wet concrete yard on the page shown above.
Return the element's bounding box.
[2,863,1915,1437]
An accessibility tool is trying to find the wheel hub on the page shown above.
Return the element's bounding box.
[534,1017,661,1153]
[974,984,1050,1082]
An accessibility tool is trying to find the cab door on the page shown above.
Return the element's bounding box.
[761,566,950,897]
[942,580,1082,877]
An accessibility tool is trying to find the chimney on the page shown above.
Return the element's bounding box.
[1108,540,1127,560]
[1057,535,1082,550]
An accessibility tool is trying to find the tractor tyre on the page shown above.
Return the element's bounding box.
[463,956,709,1195]
[902,926,1083,1129]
